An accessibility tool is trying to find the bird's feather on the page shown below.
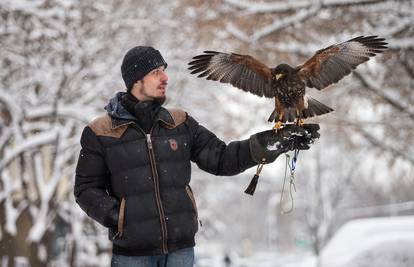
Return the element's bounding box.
[297,36,388,90]
[188,51,274,98]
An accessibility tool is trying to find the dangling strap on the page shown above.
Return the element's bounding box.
[244,162,265,195]
[291,148,299,171]
[280,151,299,214]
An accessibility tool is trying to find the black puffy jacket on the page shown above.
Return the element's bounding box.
[74,92,257,256]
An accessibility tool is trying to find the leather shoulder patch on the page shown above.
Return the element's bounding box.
[161,108,187,129]
[168,108,187,125]
[88,115,129,138]
[162,108,187,129]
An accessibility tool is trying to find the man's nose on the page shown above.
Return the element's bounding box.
[160,70,168,82]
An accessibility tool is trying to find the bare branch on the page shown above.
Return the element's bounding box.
[225,0,411,42]
[0,130,59,172]
[401,58,414,79]
[224,0,391,14]
[353,71,414,121]
[388,37,414,50]
[357,126,414,164]
[26,104,97,124]
[383,18,414,37]
[227,4,321,42]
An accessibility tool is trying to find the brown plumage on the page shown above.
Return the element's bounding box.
[188,36,388,123]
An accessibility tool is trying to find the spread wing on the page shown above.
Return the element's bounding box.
[188,51,274,98]
[297,36,388,90]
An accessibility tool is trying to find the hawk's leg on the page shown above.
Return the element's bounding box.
[273,121,283,131]
[296,119,305,126]
[273,113,284,132]
[295,110,304,126]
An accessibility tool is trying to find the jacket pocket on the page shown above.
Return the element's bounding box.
[112,197,126,240]
[185,185,198,218]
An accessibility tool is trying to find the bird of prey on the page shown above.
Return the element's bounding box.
[188,36,388,129]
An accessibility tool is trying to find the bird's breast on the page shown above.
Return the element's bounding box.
[273,76,305,107]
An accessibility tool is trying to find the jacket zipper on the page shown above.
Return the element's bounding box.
[145,133,168,254]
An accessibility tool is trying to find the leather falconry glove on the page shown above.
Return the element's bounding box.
[249,123,320,164]
[245,124,320,195]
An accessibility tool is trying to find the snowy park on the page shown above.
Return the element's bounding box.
[1,0,413,266]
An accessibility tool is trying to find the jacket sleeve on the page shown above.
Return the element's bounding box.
[74,126,119,228]
[186,115,257,176]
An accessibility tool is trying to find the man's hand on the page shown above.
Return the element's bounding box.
[249,123,320,164]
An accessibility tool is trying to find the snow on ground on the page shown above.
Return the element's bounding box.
[194,216,414,267]
[195,242,317,267]
[319,216,414,267]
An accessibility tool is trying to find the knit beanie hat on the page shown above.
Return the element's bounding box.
[121,46,168,90]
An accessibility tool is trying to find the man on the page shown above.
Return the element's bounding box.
[74,46,320,267]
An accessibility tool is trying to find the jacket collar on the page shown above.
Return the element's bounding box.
[104,91,136,129]
[156,107,176,128]
[110,107,176,130]
[105,91,177,130]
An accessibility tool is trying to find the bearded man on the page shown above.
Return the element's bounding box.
[74,46,320,267]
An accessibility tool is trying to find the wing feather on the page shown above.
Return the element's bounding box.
[297,36,388,90]
[188,51,274,97]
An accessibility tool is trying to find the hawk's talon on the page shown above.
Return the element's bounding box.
[296,119,305,126]
[273,121,283,132]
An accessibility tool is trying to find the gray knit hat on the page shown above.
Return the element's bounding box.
[121,46,167,90]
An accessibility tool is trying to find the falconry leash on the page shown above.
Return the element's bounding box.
[280,149,299,214]
[244,144,299,213]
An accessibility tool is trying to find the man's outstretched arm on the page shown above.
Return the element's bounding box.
[187,115,319,176]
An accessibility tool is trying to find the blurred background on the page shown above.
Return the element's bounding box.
[1,0,413,266]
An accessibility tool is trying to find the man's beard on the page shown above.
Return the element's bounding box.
[154,96,166,105]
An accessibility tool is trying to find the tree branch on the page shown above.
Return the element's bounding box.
[353,71,414,121]
[225,0,391,14]
[227,4,321,42]
[0,130,59,172]
[357,126,414,164]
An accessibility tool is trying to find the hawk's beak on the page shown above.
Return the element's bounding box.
[275,73,283,80]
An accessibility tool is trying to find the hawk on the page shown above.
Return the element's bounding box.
[188,36,388,128]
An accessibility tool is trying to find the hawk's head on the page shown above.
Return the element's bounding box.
[272,64,294,81]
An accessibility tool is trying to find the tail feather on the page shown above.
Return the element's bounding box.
[302,108,312,118]
[306,96,333,117]
[267,109,277,122]
[267,96,333,123]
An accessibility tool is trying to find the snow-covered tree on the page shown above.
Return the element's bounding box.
[0,0,196,265]
[1,0,413,266]
[181,0,414,256]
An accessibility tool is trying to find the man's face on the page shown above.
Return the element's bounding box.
[132,66,168,101]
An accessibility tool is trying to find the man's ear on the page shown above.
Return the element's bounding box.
[134,80,143,87]
[131,80,143,93]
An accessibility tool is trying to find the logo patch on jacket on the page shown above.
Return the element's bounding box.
[169,139,178,151]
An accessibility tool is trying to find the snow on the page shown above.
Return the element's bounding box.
[389,37,414,50]
[267,141,282,151]
[226,5,321,42]
[1,0,413,265]
[319,216,414,267]
[0,130,59,171]
[224,0,385,14]
[250,6,320,42]
[2,171,19,235]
